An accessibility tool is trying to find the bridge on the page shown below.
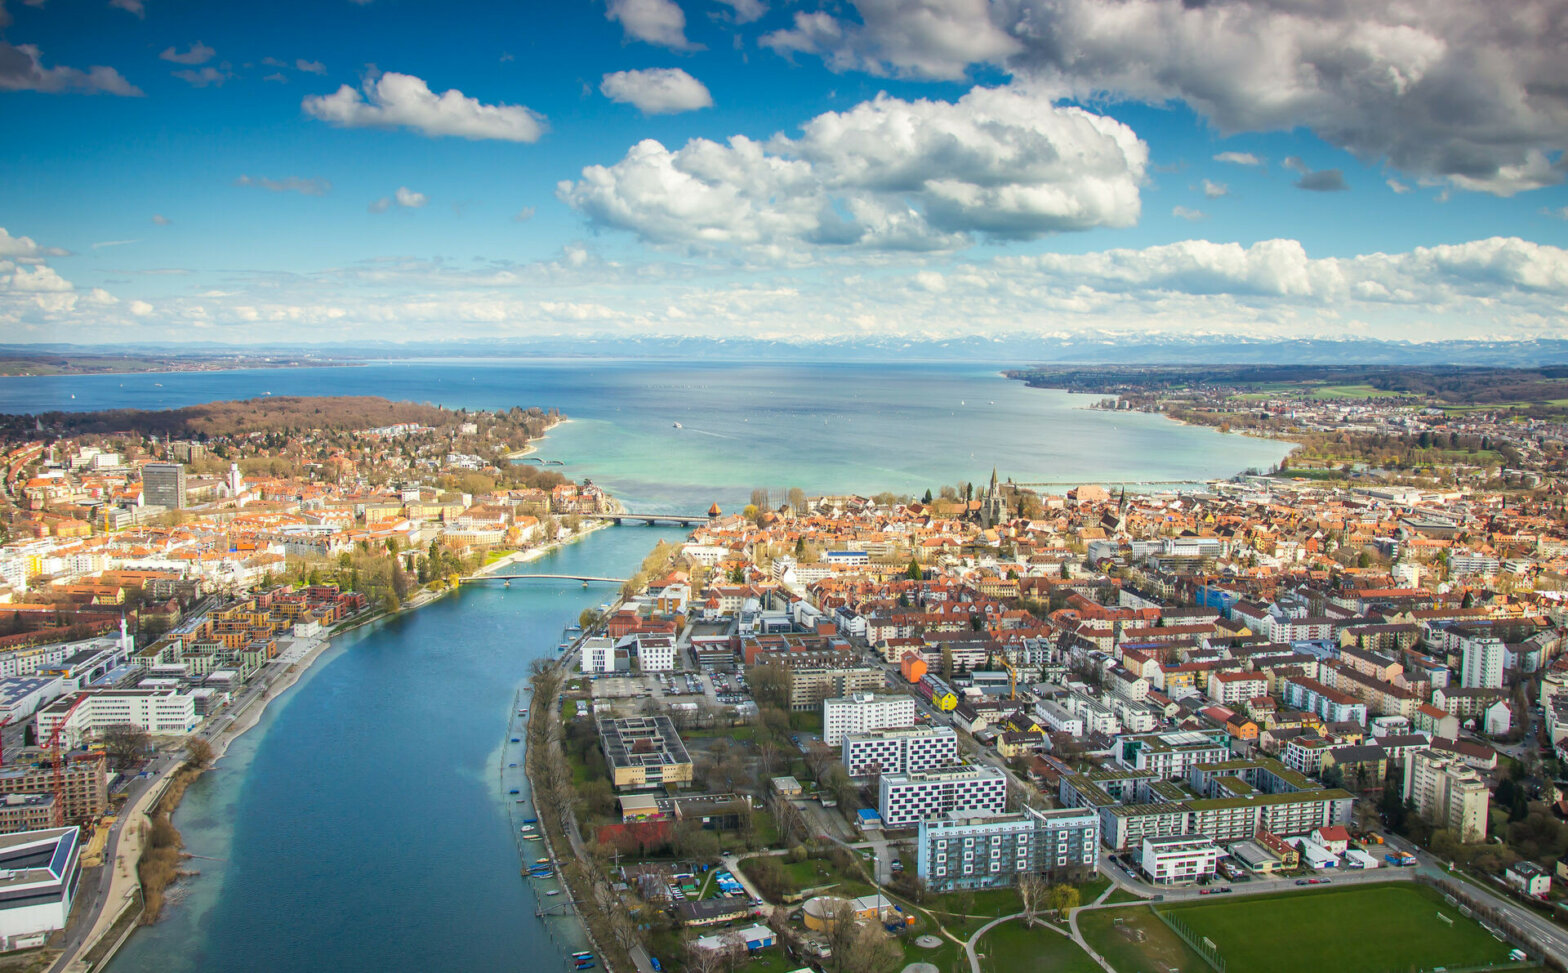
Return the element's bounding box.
[513,457,565,466]
[581,512,710,527]
[466,573,627,584]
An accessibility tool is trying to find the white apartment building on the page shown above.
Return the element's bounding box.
[916,806,1099,892]
[1404,748,1490,843]
[634,635,676,672]
[843,725,958,777]
[0,828,80,949]
[1208,671,1269,707]
[580,637,616,674]
[1065,691,1123,736]
[823,693,916,746]
[1113,730,1230,777]
[1034,700,1085,736]
[36,689,199,746]
[1460,635,1507,689]
[1140,834,1221,885]
[878,765,1007,828]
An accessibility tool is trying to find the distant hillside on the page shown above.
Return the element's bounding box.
[6,396,545,438]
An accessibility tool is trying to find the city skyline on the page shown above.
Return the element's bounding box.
[2,0,1567,345]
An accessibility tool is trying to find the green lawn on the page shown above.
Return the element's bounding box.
[1102,887,1147,905]
[977,918,1100,973]
[1164,884,1514,973]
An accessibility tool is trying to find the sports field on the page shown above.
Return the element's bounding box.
[1164,883,1514,973]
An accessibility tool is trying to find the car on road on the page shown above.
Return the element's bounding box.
[1295,879,1311,886]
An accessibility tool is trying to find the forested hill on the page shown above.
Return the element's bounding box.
[3,396,558,440]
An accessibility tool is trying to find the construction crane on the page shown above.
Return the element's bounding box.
[46,696,89,828]
[999,655,1020,700]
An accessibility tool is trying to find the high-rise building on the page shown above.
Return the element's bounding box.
[878,765,1007,828]
[1404,748,1490,842]
[916,806,1099,891]
[1460,635,1507,689]
[842,725,958,776]
[142,463,187,510]
[823,693,917,745]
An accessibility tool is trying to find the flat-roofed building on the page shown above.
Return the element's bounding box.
[0,828,80,949]
[0,754,106,822]
[598,716,693,792]
[842,725,957,777]
[1404,748,1489,843]
[1141,834,1220,885]
[878,765,1007,828]
[823,693,916,746]
[36,689,198,746]
[916,806,1099,891]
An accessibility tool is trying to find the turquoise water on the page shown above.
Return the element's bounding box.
[107,526,687,973]
[0,359,1289,510]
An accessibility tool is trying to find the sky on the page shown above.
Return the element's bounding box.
[2,0,1567,347]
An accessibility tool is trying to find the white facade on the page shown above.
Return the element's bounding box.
[35,689,199,746]
[1140,834,1220,885]
[0,677,65,722]
[878,765,1007,828]
[842,726,958,777]
[1460,636,1506,689]
[635,635,676,672]
[823,693,916,746]
[0,828,79,947]
[580,637,615,674]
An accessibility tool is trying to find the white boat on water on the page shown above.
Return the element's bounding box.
[672,421,682,428]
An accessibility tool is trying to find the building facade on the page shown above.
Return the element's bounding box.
[915,806,1100,891]
[878,765,1007,828]
[842,725,958,777]
[1404,748,1490,843]
[142,463,188,510]
[823,694,917,746]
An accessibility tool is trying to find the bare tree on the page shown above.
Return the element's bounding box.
[1018,873,1048,928]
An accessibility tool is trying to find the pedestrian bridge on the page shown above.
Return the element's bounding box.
[464,573,628,584]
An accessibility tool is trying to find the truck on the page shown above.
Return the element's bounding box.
[1384,851,1417,867]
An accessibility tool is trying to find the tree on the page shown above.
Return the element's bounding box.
[906,559,922,581]
[185,736,213,768]
[844,921,902,973]
[788,487,807,515]
[102,724,151,771]
[748,663,791,710]
[826,903,861,973]
[1018,873,1049,927]
[1045,883,1081,918]
[579,608,601,631]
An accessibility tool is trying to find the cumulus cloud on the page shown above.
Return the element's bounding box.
[303,71,546,142]
[295,59,326,74]
[160,42,214,66]
[369,186,426,212]
[559,84,1146,252]
[1200,179,1228,199]
[0,227,69,259]
[1172,206,1206,221]
[607,0,701,51]
[235,174,331,196]
[600,67,713,114]
[759,0,1568,195]
[0,42,142,95]
[712,0,765,24]
[1214,151,1263,167]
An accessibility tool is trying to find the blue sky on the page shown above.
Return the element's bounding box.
[2,0,1566,345]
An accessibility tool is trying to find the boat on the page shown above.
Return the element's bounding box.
[545,890,562,897]
[571,953,593,961]
[524,834,544,842]
[503,580,511,588]
[536,858,551,865]
[672,422,682,428]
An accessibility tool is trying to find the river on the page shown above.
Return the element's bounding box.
[106,525,688,973]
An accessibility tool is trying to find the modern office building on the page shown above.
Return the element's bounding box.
[598,716,693,792]
[581,637,616,674]
[842,725,958,777]
[1140,834,1220,885]
[36,689,199,746]
[878,765,1007,828]
[1404,748,1490,843]
[0,828,80,949]
[634,634,676,672]
[823,693,916,746]
[141,463,187,510]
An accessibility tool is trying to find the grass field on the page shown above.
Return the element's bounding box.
[976,919,1100,973]
[1079,904,1206,973]
[1164,884,1514,973]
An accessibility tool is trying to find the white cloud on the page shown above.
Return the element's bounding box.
[295,59,326,74]
[235,174,331,196]
[303,71,546,142]
[91,239,140,249]
[560,84,1146,252]
[160,42,214,66]
[1200,179,1228,199]
[172,66,230,88]
[0,42,142,95]
[0,228,69,259]
[370,187,427,212]
[1214,151,1263,167]
[129,299,154,316]
[600,67,713,115]
[1172,206,1205,221]
[109,0,143,16]
[513,207,536,223]
[759,0,1568,195]
[151,214,171,225]
[1544,206,1568,220]
[1387,178,1412,194]
[607,0,701,50]
[712,0,765,24]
